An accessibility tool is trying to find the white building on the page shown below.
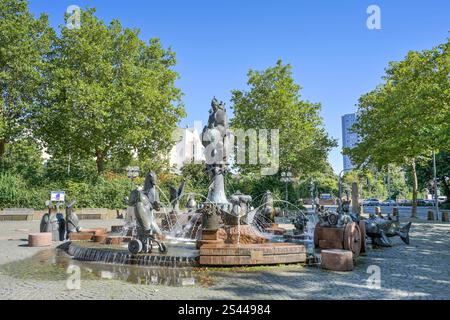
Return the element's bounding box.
[341,113,360,171]
[169,127,205,173]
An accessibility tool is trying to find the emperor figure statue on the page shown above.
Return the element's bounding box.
[201,97,230,208]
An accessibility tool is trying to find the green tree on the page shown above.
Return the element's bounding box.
[345,37,450,217]
[297,163,338,199]
[230,60,337,178]
[0,0,54,158]
[0,139,44,182]
[415,151,450,203]
[33,8,185,173]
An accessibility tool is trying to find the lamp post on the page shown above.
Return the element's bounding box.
[280,171,294,207]
[433,151,440,221]
[337,168,353,214]
[310,179,316,213]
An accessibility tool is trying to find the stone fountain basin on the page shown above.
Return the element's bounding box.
[61,240,199,268]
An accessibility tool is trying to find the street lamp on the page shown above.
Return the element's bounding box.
[432,151,440,221]
[280,171,294,205]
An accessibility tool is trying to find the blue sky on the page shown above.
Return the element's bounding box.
[29,0,450,173]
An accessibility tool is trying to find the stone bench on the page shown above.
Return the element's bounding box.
[0,208,34,221]
[77,208,115,220]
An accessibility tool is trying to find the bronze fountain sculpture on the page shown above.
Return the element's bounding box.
[127,172,167,254]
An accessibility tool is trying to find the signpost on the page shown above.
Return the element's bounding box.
[51,191,65,202]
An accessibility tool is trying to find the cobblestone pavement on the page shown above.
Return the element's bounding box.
[0,218,449,300]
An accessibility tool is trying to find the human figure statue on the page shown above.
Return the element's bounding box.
[169,180,186,214]
[65,200,81,239]
[201,97,230,207]
[127,171,166,254]
[40,201,65,241]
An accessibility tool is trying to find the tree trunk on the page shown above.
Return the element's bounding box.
[411,159,418,218]
[95,151,105,174]
[0,139,5,159]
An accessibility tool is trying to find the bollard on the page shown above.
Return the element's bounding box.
[28,233,52,247]
[442,211,449,222]
[427,210,435,221]
[375,206,382,217]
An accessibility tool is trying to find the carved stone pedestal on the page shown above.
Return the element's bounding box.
[197,229,225,249]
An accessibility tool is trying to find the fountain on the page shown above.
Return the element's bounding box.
[61,97,310,268]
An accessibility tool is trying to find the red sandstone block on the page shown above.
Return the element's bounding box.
[93,235,107,243]
[29,233,52,247]
[202,230,219,240]
[319,239,344,250]
[82,228,107,235]
[69,232,94,241]
[321,249,353,271]
[196,239,224,249]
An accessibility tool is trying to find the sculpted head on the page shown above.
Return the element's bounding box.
[144,171,157,191]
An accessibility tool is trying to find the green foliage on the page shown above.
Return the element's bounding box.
[415,151,450,202]
[226,173,303,208]
[0,173,47,209]
[63,176,132,209]
[0,172,133,210]
[230,60,337,177]
[180,162,210,199]
[344,37,449,213]
[32,8,185,173]
[0,0,54,157]
[346,37,450,168]
[0,139,44,182]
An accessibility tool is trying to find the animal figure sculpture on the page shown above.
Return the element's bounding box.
[365,213,411,247]
[169,180,186,214]
[186,193,197,211]
[229,191,252,225]
[292,213,308,234]
[261,190,277,223]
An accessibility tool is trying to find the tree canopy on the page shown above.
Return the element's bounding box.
[230,60,337,178]
[32,8,185,173]
[0,0,54,158]
[344,36,449,215]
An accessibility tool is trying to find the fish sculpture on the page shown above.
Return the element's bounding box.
[365,213,412,247]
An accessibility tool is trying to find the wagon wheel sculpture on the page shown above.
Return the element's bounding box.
[343,222,361,257]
